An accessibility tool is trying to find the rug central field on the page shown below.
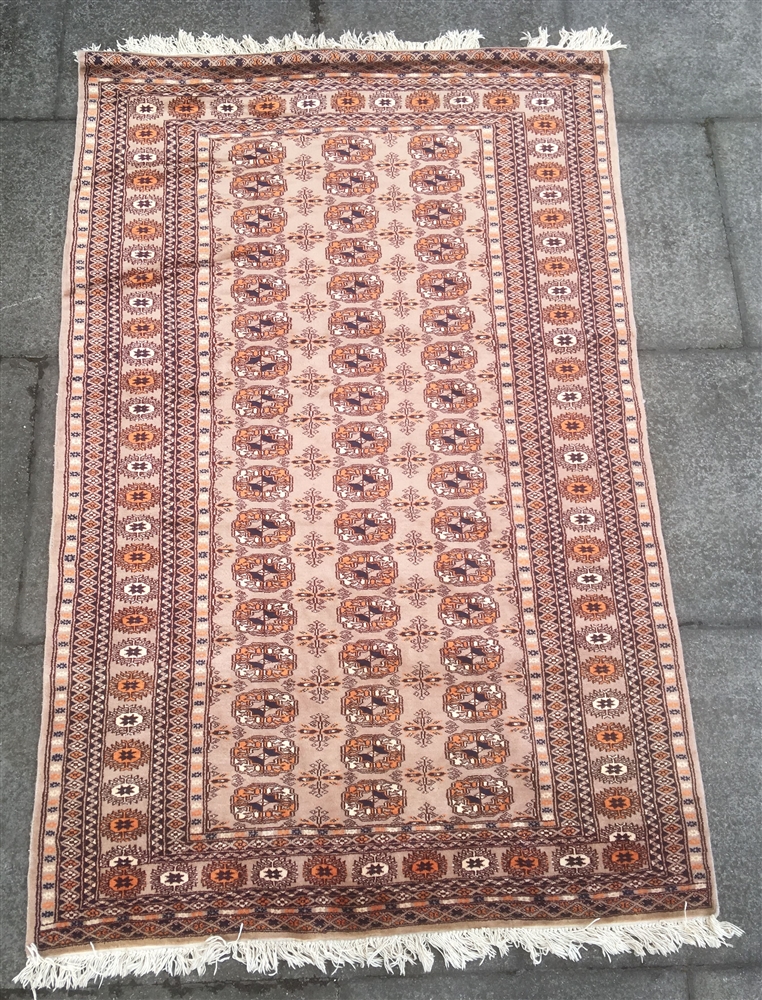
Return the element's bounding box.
[22,38,736,989]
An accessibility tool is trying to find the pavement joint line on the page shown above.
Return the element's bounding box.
[0,355,50,364]
[702,119,751,349]
[678,622,762,631]
[637,346,761,355]
[705,117,761,350]
[309,0,323,34]
[0,116,77,123]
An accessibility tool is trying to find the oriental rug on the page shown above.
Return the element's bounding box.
[19,27,741,991]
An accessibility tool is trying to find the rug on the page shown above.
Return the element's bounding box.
[18,27,741,991]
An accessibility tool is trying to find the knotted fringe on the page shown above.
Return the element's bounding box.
[15,916,742,993]
[83,26,625,56]
[85,28,485,56]
[521,26,626,50]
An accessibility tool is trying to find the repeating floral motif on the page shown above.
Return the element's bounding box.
[29,46,714,956]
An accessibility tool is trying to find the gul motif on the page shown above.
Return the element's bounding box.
[341,735,404,771]
[441,637,503,674]
[231,784,296,823]
[232,242,289,268]
[341,687,403,725]
[233,386,291,418]
[324,202,378,231]
[231,206,287,236]
[233,600,296,634]
[232,555,295,591]
[233,467,293,501]
[232,644,296,681]
[340,641,402,677]
[447,776,513,816]
[341,780,406,819]
[334,509,396,544]
[336,552,398,589]
[330,383,388,414]
[431,508,490,541]
[233,690,297,727]
[232,737,298,773]
[233,426,292,458]
[445,731,508,767]
[231,172,287,199]
[232,510,295,546]
[233,311,290,339]
[329,308,385,337]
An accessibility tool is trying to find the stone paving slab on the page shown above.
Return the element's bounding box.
[0,0,67,119]
[638,350,761,627]
[566,0,762,121]
[0,121,75,357]
[319,0,566,47]
[709,120,762,347]
[0,359,38,638]
[617,122,742,350]
[56,0,317,120]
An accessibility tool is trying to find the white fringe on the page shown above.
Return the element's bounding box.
[521,26,626,50]
[81,25,625,56]
[84,28,485,56]
[14,916,742,993]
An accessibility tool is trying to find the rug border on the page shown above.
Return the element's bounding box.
[24,52,88,952]
[598,48,721,918]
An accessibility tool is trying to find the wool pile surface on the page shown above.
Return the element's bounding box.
[21,38,739,990]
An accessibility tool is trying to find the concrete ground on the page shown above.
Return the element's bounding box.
[0,1,760,997]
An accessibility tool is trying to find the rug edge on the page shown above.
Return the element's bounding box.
[14,917,742,992]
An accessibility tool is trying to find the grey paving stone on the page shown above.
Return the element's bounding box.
[617,122,742,350]
[0,121,74,356]
[0,0,66,119]
[320,0,566,47]
[0,358,38,639]
[0,641,44,989]
[2,978,340,999]
[680,627,762,966]
[16,359,57,644]
[708,120,762,348]
[57,0,317,119]
[336,966,688,999]
[691,964,762,1000]
[637,351,761,626]
[567,0,761,121]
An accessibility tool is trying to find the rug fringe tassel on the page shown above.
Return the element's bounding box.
[82,25,624,56]
[84,28,485,56]
[521,26,626,50]
[14,916,742,993]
